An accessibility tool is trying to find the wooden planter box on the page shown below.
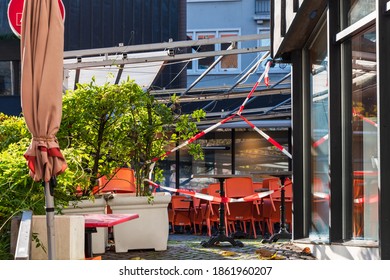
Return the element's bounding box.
[31,215,84,260]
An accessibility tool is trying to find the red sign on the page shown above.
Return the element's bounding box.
[7,0,65,37]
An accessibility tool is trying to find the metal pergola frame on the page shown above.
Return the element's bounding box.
[63,33,291,125]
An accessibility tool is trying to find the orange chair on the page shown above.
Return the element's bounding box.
[170,195,192,233]
[252,182,266,235]
[225,177,257,238]
[260,198,276,235]
[97,167,136,193]
[191,187,210,234]
[191,196,208,235]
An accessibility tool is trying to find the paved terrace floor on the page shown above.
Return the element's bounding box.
[99,233,316,260]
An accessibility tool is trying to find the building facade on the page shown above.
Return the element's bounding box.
[0,0,187,116]
[272,0,390,259]
[176,0,291,191]
[1,1,293,206]
[187,0,290,88]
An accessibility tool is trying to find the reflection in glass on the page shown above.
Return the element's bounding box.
[351,26,378,241]
[234,129,289,176]
[189,132,232,190]
[309,23,330,241]
[188,130,289,189]
[345,0,375,26]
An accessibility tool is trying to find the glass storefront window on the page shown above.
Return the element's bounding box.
[235,129,289,177]
[185,129,289,189]
[344,0,376,26]
[350,26,378,241]
[309,22,330,241]
[190,131,232,190]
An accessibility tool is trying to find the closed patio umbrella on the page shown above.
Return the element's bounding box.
[20,0,67,260]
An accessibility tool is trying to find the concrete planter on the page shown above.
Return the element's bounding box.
[61,197,107,254]
[108,192,171,252]
[31,215,84,260]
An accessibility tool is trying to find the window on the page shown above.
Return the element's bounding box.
[344,0,376,26]
[186,33,194,71]
[349,26,378,241]
[0,61,12,95]
[337,1,379,243]
[0,61,20,96]
[220,33,238,69]
[257,29,271,68]
[234,129,289,176]
[187,30,240,73]
[197,33,216,70]
[255,0,271,15]
[309,22,330,241]
[257,28,288,72]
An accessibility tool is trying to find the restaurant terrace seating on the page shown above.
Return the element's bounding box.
[166,175,293,238]
[170,194,192,233]
[225,177,257,238]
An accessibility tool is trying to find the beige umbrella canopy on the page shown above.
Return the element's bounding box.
[20,0,67,259]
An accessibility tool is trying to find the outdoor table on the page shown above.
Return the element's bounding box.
[193,174,245,247]
[83,213,139,258]
[251,171,292,243]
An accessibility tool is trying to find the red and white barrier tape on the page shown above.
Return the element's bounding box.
[145,178,276,203]
[239,114,292,159]
[353,108,378,128]
[151,114,237,162]
[354,195,378,204]
[312,110,377,149]
[313,133,329,148]
[313,192,330,200]
[237,61,272,115]
[149,60,290,165]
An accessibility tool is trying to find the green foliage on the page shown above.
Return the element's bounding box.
[58,78,205,196]
[0,113,30,152]
[0,78,205,258]
[31,232,47,254]
[0,115,83,259]
[0,138,42,259]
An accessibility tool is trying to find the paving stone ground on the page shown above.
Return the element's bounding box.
[99,233,316,260]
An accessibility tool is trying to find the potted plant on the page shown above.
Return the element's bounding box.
[58,77,205,252]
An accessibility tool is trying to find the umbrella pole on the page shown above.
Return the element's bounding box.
[44,180,56,260]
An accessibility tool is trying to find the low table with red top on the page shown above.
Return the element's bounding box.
[83,213,139,258]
